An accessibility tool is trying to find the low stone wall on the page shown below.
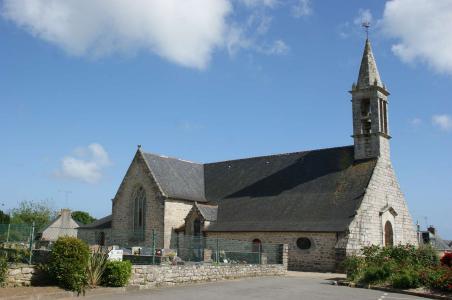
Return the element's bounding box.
[130,264,287,288]
[5,264,44,287]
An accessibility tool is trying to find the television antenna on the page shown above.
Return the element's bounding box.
[58,190,72,208]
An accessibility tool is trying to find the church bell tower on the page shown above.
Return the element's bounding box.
[351,39,391,160]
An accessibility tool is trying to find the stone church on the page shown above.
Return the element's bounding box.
[95,39,418,271]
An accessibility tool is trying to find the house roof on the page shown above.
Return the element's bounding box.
[204,145,377,232]
[39,209,81,233]
[141,152,206,202]
[195,203,218,221]
[79,215,112,229]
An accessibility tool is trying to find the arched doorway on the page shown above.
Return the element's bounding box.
[252,239,262,253]
[193,218,203,261]
[252,239,262,264]
[193,218,201,237]
[384,221,394,247]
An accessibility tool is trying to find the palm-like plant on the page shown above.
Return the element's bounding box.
[87,249,108,287]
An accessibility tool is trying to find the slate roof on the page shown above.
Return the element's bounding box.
[204,146,377,232]
[357,39,383,89]
[142,152,206,202]
[195,203,218,221]
[139,145,377,232]
[79,215,112,229]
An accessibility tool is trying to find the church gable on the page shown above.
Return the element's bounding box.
[345,157,418,253]
[111,149,165,247]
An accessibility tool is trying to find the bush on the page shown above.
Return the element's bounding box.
[102,260,132,287]
[343,255,365,282]
[362,263,393,284]
[440,252,452,268]
[415,245,439,267]
[48,237,89,294]
[421,266,452,292]
[0,256,7,287]
[391,268,420,289]
[0,248,30,264]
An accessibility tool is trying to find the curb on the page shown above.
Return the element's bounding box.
[335,280,452,300]
[0,286,138,300]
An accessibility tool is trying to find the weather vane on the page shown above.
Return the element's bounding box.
[362,21,371,39]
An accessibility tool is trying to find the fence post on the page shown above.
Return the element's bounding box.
[151,229,156,265]
[258,244,261,265]
[29,222,35,265]
[6,223,10,243]
[176,233,179,257]
[215,238,219,264]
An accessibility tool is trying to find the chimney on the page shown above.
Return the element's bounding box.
[427,226,436,235]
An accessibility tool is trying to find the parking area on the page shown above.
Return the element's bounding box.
[86,272,428,300]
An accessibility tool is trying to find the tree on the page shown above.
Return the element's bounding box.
[71,211,96,225]
[0,210,10,224]
[10,200,56,230]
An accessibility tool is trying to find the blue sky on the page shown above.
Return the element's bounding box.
[1,0,451,237]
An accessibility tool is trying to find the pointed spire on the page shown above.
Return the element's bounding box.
[357,39,382,89]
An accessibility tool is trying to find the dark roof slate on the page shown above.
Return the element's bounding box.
[79,215,112,229]
[204,146,377,232]
[196,203,218,221]
[142,152,206,202]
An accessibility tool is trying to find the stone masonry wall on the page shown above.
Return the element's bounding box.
[345,155,418,254]
[206,232,337,272]
[77,228,112,246]
[163,199,193,249]
[111,150,165,248]
[129,264,286,288]
[5,265,43,287]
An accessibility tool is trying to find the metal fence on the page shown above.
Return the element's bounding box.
[1,223,284,266]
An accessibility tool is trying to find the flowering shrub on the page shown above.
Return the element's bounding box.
[343,244,451,292]
[440,252,452,268]
[420,266,452,292]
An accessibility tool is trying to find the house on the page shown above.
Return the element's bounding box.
[38,209,80,243]
[418,226,451,257]
[85,38,418,272]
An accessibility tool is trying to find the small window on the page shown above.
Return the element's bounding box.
[296,237,311,250]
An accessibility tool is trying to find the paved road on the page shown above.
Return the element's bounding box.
[87,273,427,300]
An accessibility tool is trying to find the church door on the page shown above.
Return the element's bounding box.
[193,218,203,261]
[384,221,394,247]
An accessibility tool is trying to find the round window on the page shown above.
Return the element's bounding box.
[296,237,311,250]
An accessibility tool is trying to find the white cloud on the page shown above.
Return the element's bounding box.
[1,0,232,69]
[381,0,452,74]
[55,143,111,184]
[410,118,422,126]
[259,39,289,55]
[240,0,278,8]
[432,115,452,131]
[291,0,312,18]
[354,9,373,26]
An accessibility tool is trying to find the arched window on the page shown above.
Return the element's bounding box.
[252,239,262,253]
[384,221,394,247]
[133,186,146,237]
